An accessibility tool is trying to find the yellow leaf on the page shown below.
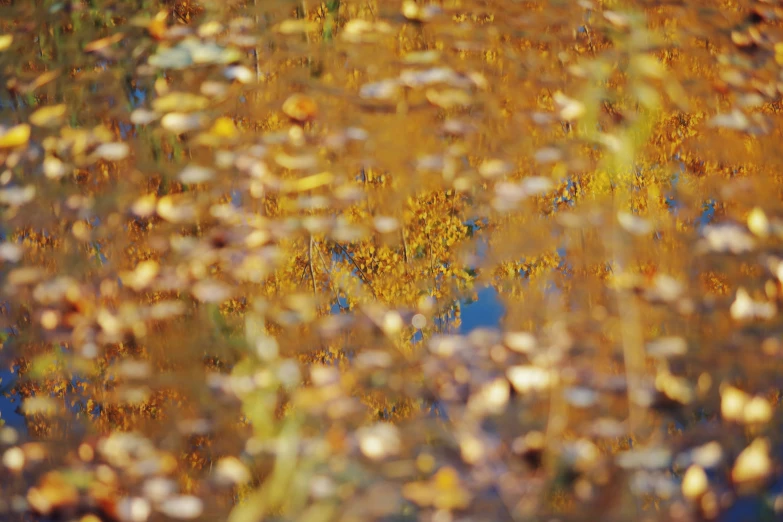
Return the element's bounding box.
[152,92,210,112]
[0,34,12,51]
[732,438,771,486]
[210,116,237,138]
[286,172,334,192]
[275,19,318,35]
[682,465,708,500]
[776,42,783,65]
[0,124,30,148]
[147,9,169,40]
[30,105,67,128]
[433,466,460,489]
[747,207,769,238]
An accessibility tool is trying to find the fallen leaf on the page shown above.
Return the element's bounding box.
[30,105,67,128]
[0,34,13,51]
[84,32,125,53]
[0,124,30,148]
[732,438,771,486]
[282,94,318,123]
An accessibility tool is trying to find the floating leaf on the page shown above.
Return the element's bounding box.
[507,365,553,394]
[341,19,394,43]
[504,331,537,353]
[2,447,24,472]
[0,124,30,148]
[373,216,399,233]
[0,185,35,206]
[145,9,169,40]
[198,21,223,38]
[0,242,22,262]
[7,267,46,286]
[149,39,241,69]
[400,67,463,88]
[132,194,157,218]
[0,34,12,51]
[702,224,755,254]
[161,112,206,133]
[359,80,401,101]
[282,94,318,123]
[130,109,160,125]
[27,472,79,516]
[402,0,441,22]
[618,212,653,235]
[402,467,471,510]
[156,195,197,223]
[214,457,251,486]
[616,447,672,470]
[22,70,61,94]
[732,438,771,486]
[84,32,125,53]
[43,156,68,179]
[178,164,215,184]
[553,92,585,121]
[275,19,318,34]
[275,152,318,171]
[709,109,749,131]
[747,207,770,238]
[534,147,562,164]
[426,88,472,109]
[152,92,210,112]
[224,65,254,84]
[730,288,776,321]
[744,396,773,424]
[23,397,60,416]
[682,465,708,500]
[468,377,510,415]
[142,478,177,504]
[646,336,687,358]
[148,47,191,69]
[521,177,555,195]
[479,159,512,178]
[118,497,152,522]
[121,260,160,292]
[403,50,441,64]
[603,10,630,28]
[357,423,401,460]
[192,279,233,303]
[722,386,748,424]
[159,496,203,520]
[29,105,66,128]
[632,54,665,79]
[94,142,130,161]
[564,387,598,408]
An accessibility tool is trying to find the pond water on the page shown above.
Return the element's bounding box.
[2,0,783,521]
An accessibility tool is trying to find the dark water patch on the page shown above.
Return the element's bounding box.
[459,286,504,334]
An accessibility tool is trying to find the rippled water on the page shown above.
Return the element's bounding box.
[2,0,783,521]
